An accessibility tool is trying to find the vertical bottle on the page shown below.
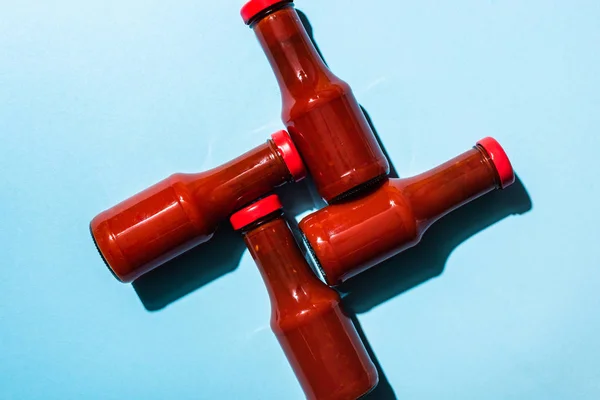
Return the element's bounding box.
[242,0,390,202]
[300,137,515,285]
[231,194,379,399]
[91,130,305,283]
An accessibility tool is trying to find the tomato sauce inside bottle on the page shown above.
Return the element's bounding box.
[300,137,515,286]
[91,130,305,283]
[242,0,390,202]
[231,194,378,399]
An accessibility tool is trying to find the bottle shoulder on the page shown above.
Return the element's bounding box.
[282,79,351,119]
[300,178,420,243]
[271,286,341,333]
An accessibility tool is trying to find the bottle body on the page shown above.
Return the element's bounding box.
[300,141,513,286]
[275,304,377,400]
[241,213,378,400]
[92,134,299,283]
[251,4,389,202]
[91,172,215,283]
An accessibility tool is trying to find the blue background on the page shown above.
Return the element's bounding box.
[1,0,599,399]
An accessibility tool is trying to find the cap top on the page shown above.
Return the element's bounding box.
[241,0,293,25]
[270,130,306,182]
[477,137,515,189]
[230,194,283,230]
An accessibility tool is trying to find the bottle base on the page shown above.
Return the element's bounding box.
[89,222,126,283]
[328,173,388,204]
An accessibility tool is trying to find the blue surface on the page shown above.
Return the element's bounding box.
[1,1,599,399]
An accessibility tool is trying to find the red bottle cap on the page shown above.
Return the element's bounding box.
[271,130,306,182]
[241,0,292,25]
[477,137,515,189]
[230,194,283,230]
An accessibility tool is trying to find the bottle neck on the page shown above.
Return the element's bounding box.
[242,216,323,308]
[400,146,500,227]
[251,4,334,99]
[189,141,290,219]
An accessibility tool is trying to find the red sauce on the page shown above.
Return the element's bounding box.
[247,2,390,202]
[91,131,304,283]
[300,138,515,286]
[232,195,378,399]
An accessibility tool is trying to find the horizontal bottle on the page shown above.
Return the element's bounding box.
[242,0,390,202]
[300,137,515,286]
[231,195,378,400]
[91,130,305,283]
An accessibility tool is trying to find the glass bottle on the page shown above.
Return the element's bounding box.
[91,130,305,283]
[300,137,515,285]
[231,194,379,399]
[242,0,390,202]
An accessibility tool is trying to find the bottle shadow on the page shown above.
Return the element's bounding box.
[132,179,322,311]
[362,105,400,179]
[132,224,244,311]
[340,175,532,314]
[298,10,328,67]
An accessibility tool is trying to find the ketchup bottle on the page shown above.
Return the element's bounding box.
[300,137,515,286]
[91,130,305,283]
[241,0,390,202]
[231,194,378,400]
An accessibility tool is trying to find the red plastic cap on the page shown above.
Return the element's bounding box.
[271,130,306,182]
[477,137,515,189]
[241,0,292,25]
[230,194,283,230]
